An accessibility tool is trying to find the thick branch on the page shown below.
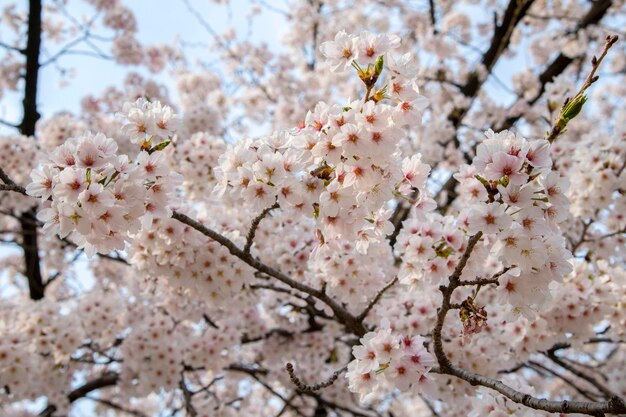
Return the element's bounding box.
[39,372,120,417]
[498,0,614,131]
[18,0,44,301]
[428,0,437,34]
[439,364,626,414]
[430,231,626,415]
[21,0,42,137]
[172,211,367,336]
[449,0,536,128]
[435,0,615,214]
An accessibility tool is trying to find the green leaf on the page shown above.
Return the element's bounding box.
[151,140,171,152]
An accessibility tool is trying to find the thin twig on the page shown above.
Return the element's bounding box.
[0,119,19,129]
[88,397,148,417]
[244,201,279,254]
[545,35,619,143]
[285,362,347,393]
[357,277,398,322]
[545,351,619,400]
[527,360,601,401]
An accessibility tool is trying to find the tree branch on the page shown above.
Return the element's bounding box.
[228,365,308,417]
[244,201,279,254]
[88,397,149,417]
[39,372,120,417]
[528,360,601,401]
[0,118,19,129]
[17,0,45,301]
[172,210,367,336]
[497,0,614,131]
[179,378,198,417]
[544,34,618,143]
[429,230,626,415]
[545,351,620,400]
[428,0,437,34]
[0,167,26,195]
[357,277,398,322]
[285,362,347,393]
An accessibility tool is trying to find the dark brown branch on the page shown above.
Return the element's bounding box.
[428,0,437,34]
[0,167,27,195]
[545,351,619,400]
[357,277,398,322]
[432,232,483,369]
[528,360,601,401]
[20,0,42,137]
[88,397,148,417]
[306,392,376,417]
[202,313,220,329]
[387,202,412,248]
[285,362,347,393]
[459,267,510,287]
[449,0,536,128]
[224,363,269,376]
[436,0,615,214]
[39,372,120,416]
[17,0,45,301]
[172,211,367,336]
[244,201,279,254]
[0,168,23,190]
[430,231,626,415]
[0,183,27,194]
[228,365,307,417]
[0,40,24,53]
[0,118,19,129]
[545,35,619,143]
[435,364,626,415]
[241,328,294,344]
[497,0,614,131]
[179,378,198,417]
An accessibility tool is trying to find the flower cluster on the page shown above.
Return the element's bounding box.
[36,113,87,151]
[397,129,573,316]
[129,215,251,303]
[346,328,434,400]
[121,313,183,396]
[4,16,625,417]
[175,132,227,200]
[120,98,181,144]
[320,31,401,72]
[216,31,430,248]
[26,102,182,256]
[465,130,572,312]
[395,212,469,286]
[309,237,395,309]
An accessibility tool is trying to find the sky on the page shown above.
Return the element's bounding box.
[0,0,287,130]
